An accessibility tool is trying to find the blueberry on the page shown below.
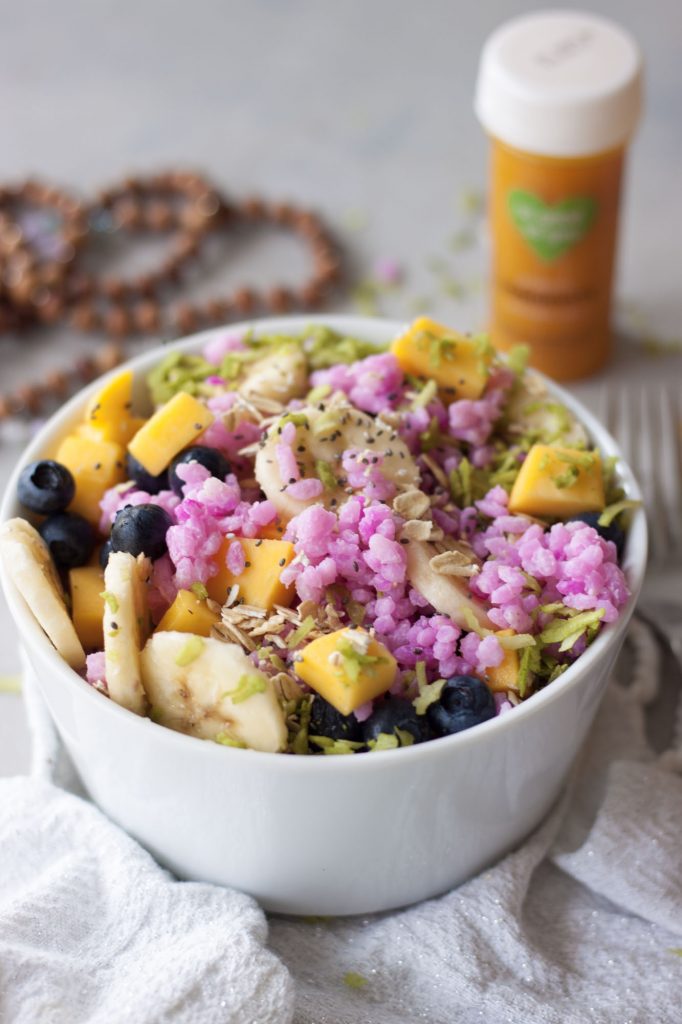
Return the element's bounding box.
[18,460,75,515]
[169,446,231,497]
[39,512,95,569]
[363,696,430,745]
[99,538,113,569]
[568,511,625,559]
[110,504,173,560]
[427,675,495,737]
[309,696,363,742]
[125,453,168,495]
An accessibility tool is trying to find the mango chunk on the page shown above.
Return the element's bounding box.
[509,444,604,519]
[295,628,397,715]
[83,370,144,446]
[258,517,288,541]
[78,416,147,447]
[69,565,105,649]
[207,537,295,609]
[155,589,220,637]
[56,433,126,526]
[391,316,490,400]
[486,630,519,693]
[127,392,214,476]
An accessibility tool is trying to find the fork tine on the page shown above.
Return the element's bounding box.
[656,385,682,554]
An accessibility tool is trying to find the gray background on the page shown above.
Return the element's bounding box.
[1,0,681,772]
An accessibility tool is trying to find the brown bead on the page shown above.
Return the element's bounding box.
[114,198,142,230]
[71,301,100,331]
[145,200,175,232]
[205,299,228,322]
[76,356,98,381]
[133,299,160,333]
[268,286,292,313]
[104,305,132,338]
[294,211,322,237]
[233,287,256,314]
[0,394,17,418]
[299,281,324,308]
[239,197,263,221]
[45,369,69,396]
[174,303,199,335]
[174,235,199,262]
[38,293,65,324]
[179,204,211,233]
[103,278,128,301]
[15,384,42,414]
[270,202,295,226]
[97,343,123,371]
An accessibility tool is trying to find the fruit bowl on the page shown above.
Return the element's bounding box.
[0,315,647,915]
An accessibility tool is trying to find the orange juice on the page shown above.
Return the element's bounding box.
[475,11,642,380]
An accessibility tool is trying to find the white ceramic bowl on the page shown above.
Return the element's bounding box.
[0,315,647,916]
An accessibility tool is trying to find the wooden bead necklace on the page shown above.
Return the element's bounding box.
[0,172,342,423]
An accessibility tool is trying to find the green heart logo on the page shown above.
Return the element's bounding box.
[507,190,597,262]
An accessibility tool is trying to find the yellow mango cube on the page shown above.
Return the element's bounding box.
[207,537,295,609]
[295,628,397,715]
[155,589,220,637]
[78,416,147,448]
[69,565,105,649]
[127,392,214,476]
[56,433,126,526]
[486,630,519,693]
[509,444,604,519]
[83,370,144,446]
[391,316,490,400]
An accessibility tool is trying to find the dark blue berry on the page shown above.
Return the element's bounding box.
[18,460,75,515]
[125,453,168,495]
[39,512,94,569]
[99,538,113,569]
[309,696,363,742]
[110,504,173,560]
[169,446,231,496]
[362,696,430,745]
[568,511,625,559]
[427,675,495,737]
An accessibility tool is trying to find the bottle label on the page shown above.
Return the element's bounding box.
[507,189,597,262]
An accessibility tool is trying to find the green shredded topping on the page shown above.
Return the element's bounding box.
[215,732,247,748]
[336,637,387,684]
[415,661,427,689]
[309,735,365,755]
[669,948,682,958]
[269,652,288,672]
[517,644,540,698]
[423,331,456,370]
[307,383,332,404]
[316,460,339,491]
[347,601,367,626]
[287,616,317,648]
[413,674,446,715]
[419,416,448,453]
[343,971,369,989]
[223,672,267,703]
[538,609,605,647]
[190,582,208,600]
[291,696,312,755]
[496,633,536,651]
[552,465,580,490]
[278,411,309,430]
[303,326,386,369]
[100,590,119,613]
[507,345,530,376]
[147,352,218,405]
[0,674,21,694]
[411,379,437,409]
[175,636,204,666]
[368,733,399,751]
[473,333,494,376]
[598,499,641,528]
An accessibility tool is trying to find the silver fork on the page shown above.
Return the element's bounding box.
[599,382,682,567]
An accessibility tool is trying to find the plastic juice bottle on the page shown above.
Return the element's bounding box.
[475,11,643,380]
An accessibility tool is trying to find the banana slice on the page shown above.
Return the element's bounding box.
[405,538,494,631]
[103,551,151,716]
[0,518,85,669]
[140,632,287,752]
[255,401,420,518]
[240,346,308,404]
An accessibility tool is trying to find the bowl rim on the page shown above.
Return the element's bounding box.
[0,313,648,772]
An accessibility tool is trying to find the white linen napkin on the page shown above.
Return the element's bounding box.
[2,618,681,1024]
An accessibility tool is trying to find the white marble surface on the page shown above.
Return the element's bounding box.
[1,0,681,775]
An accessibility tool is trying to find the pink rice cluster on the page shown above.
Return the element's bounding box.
[469,487,629,635]
[281,497,504,681]
[202,332,246,365]
[165,463,277,590]
[447,366,513,448]
[342,448,396,502]
[98,484,180,536]
[309,352,404,414]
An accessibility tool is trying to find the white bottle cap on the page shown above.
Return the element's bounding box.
[475,9,643,157]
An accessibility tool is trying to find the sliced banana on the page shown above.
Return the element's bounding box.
[255,401,420,518]
[103,551,151,716]
[405,538,494,631]
[240,346,308,404]
[505,373,587,448]
[0,518,85,669]
[140,632,287,752]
